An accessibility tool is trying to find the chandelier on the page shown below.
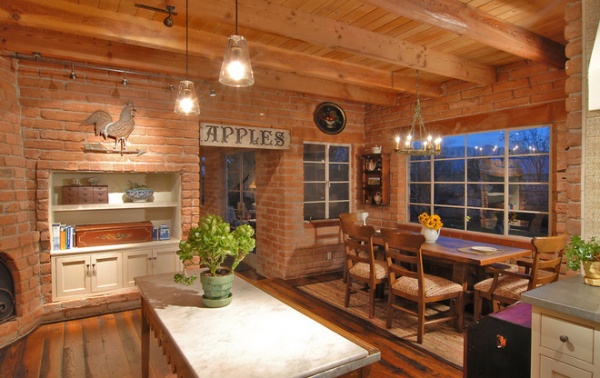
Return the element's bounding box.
[394,70,442,156]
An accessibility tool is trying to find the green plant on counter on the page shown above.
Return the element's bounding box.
[565,235,600,271]
[173,214,256,285]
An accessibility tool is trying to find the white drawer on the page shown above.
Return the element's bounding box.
[540,355,592,378]
[540,314,595,363]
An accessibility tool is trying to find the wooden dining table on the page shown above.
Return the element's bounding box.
[372,234,533,291]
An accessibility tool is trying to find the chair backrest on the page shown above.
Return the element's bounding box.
[528,234,568,290]
[380,228,426,287]
[344,223,376,265]
[339,213,360,236]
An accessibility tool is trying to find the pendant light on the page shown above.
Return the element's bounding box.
[219,0,254,87]
[174,0,200,115]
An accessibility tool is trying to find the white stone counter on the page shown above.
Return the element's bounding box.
[135,272,380,377]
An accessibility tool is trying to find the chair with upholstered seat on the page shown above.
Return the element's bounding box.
[473,234,568,319]
[344,223,387,319]
[380,228,464,344]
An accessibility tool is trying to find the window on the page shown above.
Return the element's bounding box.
[409,126,550,237]
[303,143,350,220]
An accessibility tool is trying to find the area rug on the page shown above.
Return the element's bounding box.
[298,278,464,369]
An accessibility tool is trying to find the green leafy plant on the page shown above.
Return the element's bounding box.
[173,214,256,285]
[127,180,150,190]
[564,235,600,271]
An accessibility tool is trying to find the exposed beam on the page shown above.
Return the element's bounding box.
[0,25,399,106]
[0,0,443,99]
[361,0,566,69]
[199,0,496,84]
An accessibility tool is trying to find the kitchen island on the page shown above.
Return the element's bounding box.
[135,272,380,377]
[521,275,600,377]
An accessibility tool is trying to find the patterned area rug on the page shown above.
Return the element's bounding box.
[298,278,465,369]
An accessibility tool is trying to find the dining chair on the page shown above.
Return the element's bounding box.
[380,228,464,344]
[473,234,568,319]
[344,223,387,319]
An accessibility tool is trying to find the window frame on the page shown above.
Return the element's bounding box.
[408,125,551,237]
[303,142,351,221]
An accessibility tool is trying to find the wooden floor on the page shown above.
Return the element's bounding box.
[0,269,462,378]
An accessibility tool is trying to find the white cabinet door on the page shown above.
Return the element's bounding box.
[152,247,181,275]
[123,250,152,287]
[54,254,91,298]
[91,252,123,293]
[540,355,592,378]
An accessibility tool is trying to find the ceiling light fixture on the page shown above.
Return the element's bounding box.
[218,0,254,87]
[209,82,216,97]
[134,3,177,27]
[174,0,199,115]
[121,77,129,86]
[69,63,77,79]
[394,70,442,156]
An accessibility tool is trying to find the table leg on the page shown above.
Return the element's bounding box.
[141,300,150,378]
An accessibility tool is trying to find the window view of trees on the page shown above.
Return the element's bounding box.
[303,143,350,220]
[409,126,550,237]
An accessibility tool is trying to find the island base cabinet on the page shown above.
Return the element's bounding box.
[540,355,592,378]
[54,252,123,299]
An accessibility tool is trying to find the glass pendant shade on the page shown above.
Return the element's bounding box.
[174,80,200,115]
[219,35,254,87]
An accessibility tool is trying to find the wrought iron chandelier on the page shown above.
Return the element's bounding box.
[394,70,442,156]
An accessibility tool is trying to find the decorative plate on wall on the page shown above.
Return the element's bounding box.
[313,102,346,134]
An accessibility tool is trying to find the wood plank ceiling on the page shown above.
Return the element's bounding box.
[0,0,567,105]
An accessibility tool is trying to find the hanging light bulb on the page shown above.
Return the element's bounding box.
[69,63,77,80]
[175,0,200,115]
[219,0,254,87]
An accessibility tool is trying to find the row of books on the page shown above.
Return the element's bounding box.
[52,223,76,250]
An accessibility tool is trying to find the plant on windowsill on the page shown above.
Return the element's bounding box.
[565,235,600,286]
[173,214,256,307]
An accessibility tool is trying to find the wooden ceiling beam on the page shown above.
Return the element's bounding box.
[0,0,443,99]
[0,25,400,106]
[199,0,496,84]
[362,0,566,69]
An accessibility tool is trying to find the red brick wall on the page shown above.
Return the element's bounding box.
[0,56,44,346]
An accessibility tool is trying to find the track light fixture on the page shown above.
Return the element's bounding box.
[219,0,254,87]
[134,3,177,27]
[69,63,77,79]
[121,78,128,86]
[174,0,199,115]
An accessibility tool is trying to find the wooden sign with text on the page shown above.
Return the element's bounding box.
[200,123,290,150]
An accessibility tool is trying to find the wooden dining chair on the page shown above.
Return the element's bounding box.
[473,234,568,319]
[344,223,387,319]
[380,228,464,344]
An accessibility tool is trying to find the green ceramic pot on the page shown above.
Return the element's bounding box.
[200,271,234,307]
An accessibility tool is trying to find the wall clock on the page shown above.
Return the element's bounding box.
[313,102,346,134]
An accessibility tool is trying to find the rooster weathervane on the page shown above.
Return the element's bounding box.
[81,103,144,155]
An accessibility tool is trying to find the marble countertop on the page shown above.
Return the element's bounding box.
[521,275,600,324]
[135,272,380,377]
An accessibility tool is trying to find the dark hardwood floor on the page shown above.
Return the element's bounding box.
[0,269,462,378]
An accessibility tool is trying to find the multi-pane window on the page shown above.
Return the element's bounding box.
[303,143,350,221]
[409,126,550,237]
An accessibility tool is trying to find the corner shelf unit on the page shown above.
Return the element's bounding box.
[360,153,390,206]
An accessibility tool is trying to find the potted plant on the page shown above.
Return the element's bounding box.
[173,214,256,307]
[565,235,600,286]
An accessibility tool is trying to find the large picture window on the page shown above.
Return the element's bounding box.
[303,143,350,221]
[409,126,550,237]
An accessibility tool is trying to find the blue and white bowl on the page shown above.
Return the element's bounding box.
[125,188,154,202]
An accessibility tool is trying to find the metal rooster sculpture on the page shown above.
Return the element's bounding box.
[82,103,136,151]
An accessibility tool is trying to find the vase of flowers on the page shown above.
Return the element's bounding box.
[418,212,443,243]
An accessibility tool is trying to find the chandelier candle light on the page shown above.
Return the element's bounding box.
[394,70,442,156]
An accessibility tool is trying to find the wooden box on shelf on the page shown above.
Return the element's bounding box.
[62,185,108,205]
[360,152,390,206]
[76,221,153,247]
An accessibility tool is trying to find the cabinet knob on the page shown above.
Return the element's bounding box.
[559,335,569,343]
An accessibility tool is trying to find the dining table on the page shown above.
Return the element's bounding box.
[372,234,533,291]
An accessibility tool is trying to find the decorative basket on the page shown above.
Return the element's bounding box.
[125,188,154,202]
